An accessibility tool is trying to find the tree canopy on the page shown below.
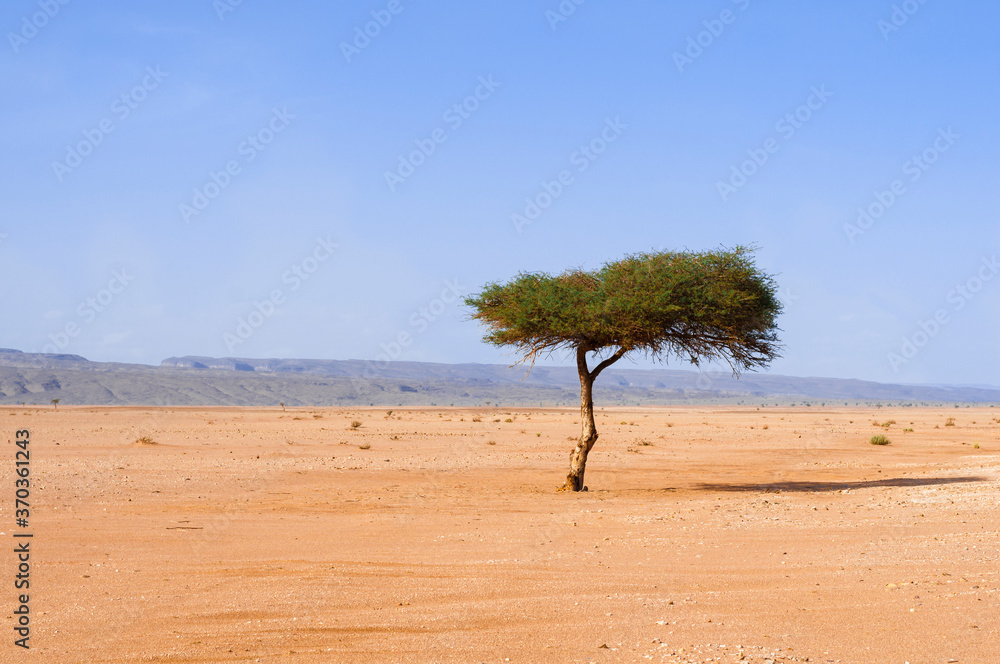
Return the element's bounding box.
[466,246,782,374]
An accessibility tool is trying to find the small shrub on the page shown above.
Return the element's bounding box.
[869,434,891,446]
[358,443,371,450]
[504,418,513,423]
[350,420,362,429]
[945,418,956,427]
[134,436,158,445]
[471,416,482,422]
[974,442,980,449]
[487,440,496,446]
[903,428,914,433]
[386,410,393,417]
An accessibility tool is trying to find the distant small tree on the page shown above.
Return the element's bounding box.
[51,398,61,409]
[280,402,286,411]
[466,247,782,491]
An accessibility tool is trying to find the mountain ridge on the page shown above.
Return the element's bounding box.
[0,350,996,407]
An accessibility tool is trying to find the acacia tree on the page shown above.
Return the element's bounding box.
[465,247,782,491]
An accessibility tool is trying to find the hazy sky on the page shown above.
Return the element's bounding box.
[1,1,998,386]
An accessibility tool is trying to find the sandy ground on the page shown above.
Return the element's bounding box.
[1,405,998,663]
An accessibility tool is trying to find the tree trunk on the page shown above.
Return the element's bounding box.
[560,345,627,492]
[562,353,597,491]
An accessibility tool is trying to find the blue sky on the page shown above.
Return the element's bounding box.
[1,0,998,386]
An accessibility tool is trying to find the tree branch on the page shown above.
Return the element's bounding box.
[589,346,627,381]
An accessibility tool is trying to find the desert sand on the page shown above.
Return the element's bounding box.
[1,405,997,663]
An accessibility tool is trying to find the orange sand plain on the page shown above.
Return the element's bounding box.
[1,405,998,663]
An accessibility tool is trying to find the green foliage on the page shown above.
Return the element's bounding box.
[869,434,891,446]
[465,247,782,373]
